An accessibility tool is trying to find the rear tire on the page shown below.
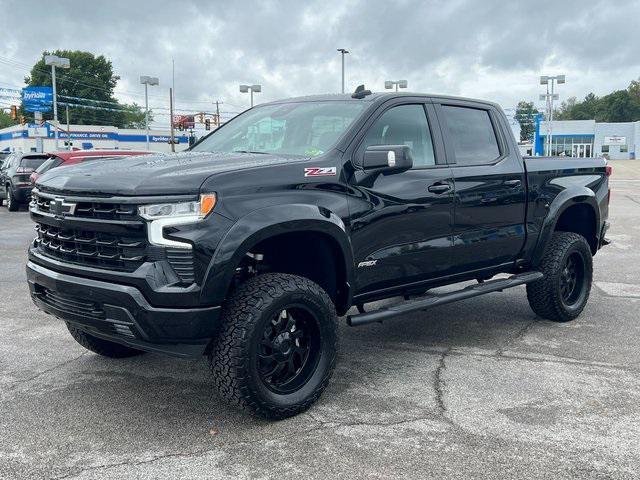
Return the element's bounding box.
[7,186,18,212]
[210,273,338,420]
[526,232,593,322]
[66,323,145,358]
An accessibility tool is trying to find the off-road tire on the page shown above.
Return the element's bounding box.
[526,232,593,322]
[7,186,18,211]
[66,323,145,358]
[210,273,338,420]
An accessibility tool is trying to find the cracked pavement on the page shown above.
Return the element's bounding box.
[1,160,640,479]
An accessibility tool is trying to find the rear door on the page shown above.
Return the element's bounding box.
[348,100,455,295]
[435,101,526,273]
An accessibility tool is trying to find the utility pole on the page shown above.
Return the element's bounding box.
[169,87,176,153]
[215,100,222,126]
[66,105,71,150]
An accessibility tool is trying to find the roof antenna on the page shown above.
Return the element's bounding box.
[351,84,372,99]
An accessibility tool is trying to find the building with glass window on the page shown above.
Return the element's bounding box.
[533,116,639,160]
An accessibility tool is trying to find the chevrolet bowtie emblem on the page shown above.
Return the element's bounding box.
[49,198,77,218]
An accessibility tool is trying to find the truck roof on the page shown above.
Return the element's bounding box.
[263,91,501,110]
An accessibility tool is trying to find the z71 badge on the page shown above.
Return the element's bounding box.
[304,167,337,177]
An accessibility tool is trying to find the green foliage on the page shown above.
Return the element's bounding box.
[514,101,538,142]
[0,110,18,129]
[554,79,640,122]
[23,50,151,128]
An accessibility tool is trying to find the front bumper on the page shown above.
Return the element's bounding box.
[27,261,221,357]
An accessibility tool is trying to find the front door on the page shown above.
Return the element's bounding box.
[437,103,527,273]
[348,102,455,295]
[572,143,591,158]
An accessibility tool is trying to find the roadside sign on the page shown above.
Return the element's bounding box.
[22,86,53,113]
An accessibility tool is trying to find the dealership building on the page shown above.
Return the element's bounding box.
[534,117,639,160]
[0,123,191,154]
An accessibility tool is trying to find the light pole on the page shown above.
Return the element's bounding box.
[385,80,408,92]
[44,55,70,150]
[240,84,261,107]
[337,48,349,94]
[140,75,159,150]
[539,75,565,156]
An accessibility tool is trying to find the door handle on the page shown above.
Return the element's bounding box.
[504,179,522,188]
[427,183,452,194]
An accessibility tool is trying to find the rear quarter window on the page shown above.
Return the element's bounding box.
[442,106,501,166]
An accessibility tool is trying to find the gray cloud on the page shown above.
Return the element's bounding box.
[1,0,639,126]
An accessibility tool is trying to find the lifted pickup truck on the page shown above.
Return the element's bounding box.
[27,88,610,419]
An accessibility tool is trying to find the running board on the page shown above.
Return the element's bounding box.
[347,271,544,327]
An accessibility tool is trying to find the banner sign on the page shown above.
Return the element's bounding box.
[22,86,53,112]
[603,135,626,146]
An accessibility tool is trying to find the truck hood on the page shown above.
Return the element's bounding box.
[36,151,301,196]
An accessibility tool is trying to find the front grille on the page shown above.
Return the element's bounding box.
[34,195,137,221]
[38,287,105,319]
[35,223,147,271]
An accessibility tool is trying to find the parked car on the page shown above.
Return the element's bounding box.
[29,149,152,185]
[0,153,49,211]
[27,89,610,419]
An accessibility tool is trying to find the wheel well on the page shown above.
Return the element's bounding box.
[554,203,598,253]
[244,231,350,315]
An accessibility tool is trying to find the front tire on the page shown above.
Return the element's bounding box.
[210,273,338,420]
[526,232,593,322]
[66,323,145,358]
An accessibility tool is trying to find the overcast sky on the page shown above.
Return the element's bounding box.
[1,0,639,127]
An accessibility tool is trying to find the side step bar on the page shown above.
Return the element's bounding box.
[347,271,544,327]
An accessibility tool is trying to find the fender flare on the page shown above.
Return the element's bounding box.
[201,204,354,308]
[531,186,600,266]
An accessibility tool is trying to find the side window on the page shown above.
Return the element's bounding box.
[361,104,436,167]
[442,106,500,165]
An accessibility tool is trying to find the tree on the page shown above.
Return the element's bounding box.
[0,110,18,129]
[23,50,147,128]
[514,101,539,142]
[596,90,640,122]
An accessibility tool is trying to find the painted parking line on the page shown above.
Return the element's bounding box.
[595,282,640,298]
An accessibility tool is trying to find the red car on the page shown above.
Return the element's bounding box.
[30,149,153,185]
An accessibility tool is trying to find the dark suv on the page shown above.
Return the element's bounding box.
[1,153,49,211]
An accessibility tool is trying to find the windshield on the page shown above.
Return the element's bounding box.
[191,101,366,157]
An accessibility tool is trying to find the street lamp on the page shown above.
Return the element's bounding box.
[240,84,261,107]
[44,55,70,150]
[337,48,349,94]
[385,80,408,92]
[539,75,565,156]
[140,75,159,150]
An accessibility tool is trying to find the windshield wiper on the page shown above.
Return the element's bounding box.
[233,150,270,155]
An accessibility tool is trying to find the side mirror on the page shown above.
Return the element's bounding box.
[362,145,413,173]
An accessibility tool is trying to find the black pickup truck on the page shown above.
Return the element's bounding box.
[27,88,610,419]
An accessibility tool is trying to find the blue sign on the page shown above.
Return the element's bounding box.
[22,86,53,113]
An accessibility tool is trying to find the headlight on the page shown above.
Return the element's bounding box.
[139,193,217,249]
[139,193,217,220]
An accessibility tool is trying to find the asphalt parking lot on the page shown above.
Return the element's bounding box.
[1,161,639,479]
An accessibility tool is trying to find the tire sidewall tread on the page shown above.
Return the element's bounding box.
[210,273,338,420]
[526,232,593,322]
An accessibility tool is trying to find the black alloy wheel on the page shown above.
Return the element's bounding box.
[257,306,321,394]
